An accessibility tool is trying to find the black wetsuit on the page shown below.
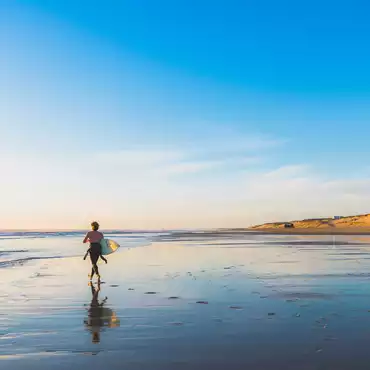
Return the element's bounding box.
[89,242,102,278]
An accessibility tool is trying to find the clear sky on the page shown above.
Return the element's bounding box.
[1,0,370,229]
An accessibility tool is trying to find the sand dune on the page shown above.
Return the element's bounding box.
[250,213,370,233]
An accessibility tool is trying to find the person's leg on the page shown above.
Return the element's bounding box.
[90,252,99,279]
[84,248,91,261]
[94,262,100,278]
[98,243,107,264]
[89,252,94,279]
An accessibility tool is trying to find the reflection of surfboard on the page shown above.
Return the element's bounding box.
[100,239,120,256]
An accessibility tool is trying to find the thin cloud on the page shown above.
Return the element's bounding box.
[94,149,182,166]
[90,133,279,175]
[162,157,261,175]
[163,160,223,174]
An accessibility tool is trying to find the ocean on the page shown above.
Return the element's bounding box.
[0,231,156,268]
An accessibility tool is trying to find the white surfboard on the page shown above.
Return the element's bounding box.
[100,239,120,256]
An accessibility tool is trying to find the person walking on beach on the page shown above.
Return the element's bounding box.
[83,221,107,280]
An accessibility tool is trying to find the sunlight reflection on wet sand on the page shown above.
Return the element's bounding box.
[2,235,370,369]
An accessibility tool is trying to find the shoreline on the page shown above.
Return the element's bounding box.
[246,227,370,235]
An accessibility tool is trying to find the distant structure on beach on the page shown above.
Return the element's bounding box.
[250,213,370,230]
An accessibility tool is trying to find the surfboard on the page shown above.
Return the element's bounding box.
[100,239,120,256]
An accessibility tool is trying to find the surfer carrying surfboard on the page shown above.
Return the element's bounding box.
[83,221,107,280]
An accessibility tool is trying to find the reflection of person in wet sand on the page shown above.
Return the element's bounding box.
[84,282,120,343]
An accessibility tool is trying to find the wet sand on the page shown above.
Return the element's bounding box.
[3,234,370,369]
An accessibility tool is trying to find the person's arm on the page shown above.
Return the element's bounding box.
[83,232,90,244]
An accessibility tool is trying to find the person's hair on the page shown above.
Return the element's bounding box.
[91,221,100,231]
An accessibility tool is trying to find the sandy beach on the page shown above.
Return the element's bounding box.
[247,227,370,235]
[3,231,370,369]
[248,214,370,234]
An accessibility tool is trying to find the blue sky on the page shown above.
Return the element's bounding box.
[1,0,370,229]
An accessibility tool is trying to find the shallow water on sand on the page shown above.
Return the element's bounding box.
[2,232,370,369]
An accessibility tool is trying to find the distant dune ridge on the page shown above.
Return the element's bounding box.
[250,213,370,230]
